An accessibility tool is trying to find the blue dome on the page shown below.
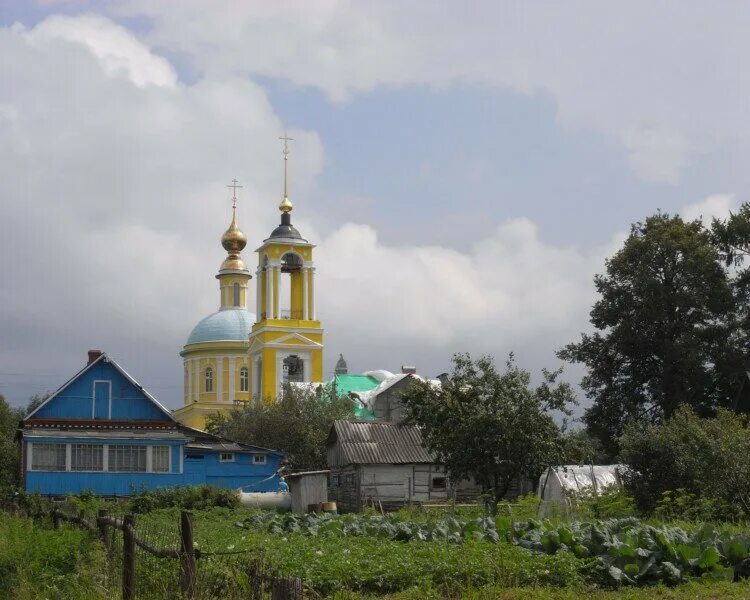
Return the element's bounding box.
[186,309,256,345]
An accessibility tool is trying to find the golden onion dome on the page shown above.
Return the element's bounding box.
[279,194,293,214]
[221,212,247,253]
[219,208,248,272]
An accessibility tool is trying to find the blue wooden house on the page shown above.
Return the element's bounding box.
[21,350,283,496]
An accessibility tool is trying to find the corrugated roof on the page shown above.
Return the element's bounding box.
[330,420,435,465]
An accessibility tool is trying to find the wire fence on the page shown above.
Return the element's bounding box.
[5,502,305,600]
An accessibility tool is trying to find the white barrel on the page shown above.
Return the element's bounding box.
[238,491,292,510]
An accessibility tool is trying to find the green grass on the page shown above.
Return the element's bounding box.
[7,504,750,599]
[0,511,107,600]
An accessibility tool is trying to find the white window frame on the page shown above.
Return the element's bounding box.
[151,445,171,473]
[205,367,213,392]
[252,454,267,465]
[70,443,104,472]
[29,442,67,472]
[239,367,249,392]
[91,380,112,419]
[219,453,235,462]
[108,444,147,473]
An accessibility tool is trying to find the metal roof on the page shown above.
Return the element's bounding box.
[329,420,435,465]
[186,308,256,345]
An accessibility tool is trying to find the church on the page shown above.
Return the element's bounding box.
[174,143,324,430]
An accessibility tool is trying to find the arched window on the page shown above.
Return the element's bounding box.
[233,282,240,307]
[240,367,249,392]
[283,355,304,384]
[205,367,213,392]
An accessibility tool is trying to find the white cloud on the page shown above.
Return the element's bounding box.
[1,10,743,413]
[682,194,738,225]
[109,1,750,184]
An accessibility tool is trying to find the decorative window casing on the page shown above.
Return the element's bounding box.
[31,443,66,471]
[205,367,213,392]
[109,445,146,472]
[253,454,266,465]
[240,367,249,392]
[71,444,104,472]
[152,446,170,473]
[220,453,234,462]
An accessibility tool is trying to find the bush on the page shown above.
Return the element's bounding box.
[619,407,750,518]
[130,485,239,513]
[654,489,735,523]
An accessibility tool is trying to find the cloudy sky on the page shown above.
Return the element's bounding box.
[1,1,748,411]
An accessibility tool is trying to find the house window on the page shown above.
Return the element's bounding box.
[431,476,447,491]
[331,473,340,487]
[233,282,241,307]
[152,446,170,473]
[253,454,266,465]
[71,444,104,472]
[220,453,234,462]
[240,367,249,392]
[205,367,213,392]
[109,445,146,472]
[31,443,66,471]
[345,473,354,485]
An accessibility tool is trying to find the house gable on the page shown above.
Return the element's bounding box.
[28,354,174,422]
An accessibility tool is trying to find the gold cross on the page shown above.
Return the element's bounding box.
[227,178,243,208]
[279,135,294,198]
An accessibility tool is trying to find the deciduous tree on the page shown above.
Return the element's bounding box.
[400,353,573,507]
[559,214,738,453]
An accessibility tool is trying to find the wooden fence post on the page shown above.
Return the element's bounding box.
[179,510,196,599]
[52,508,61,530]
[122,513,136,600]
[271,577,303,600]
[96,509,108,545]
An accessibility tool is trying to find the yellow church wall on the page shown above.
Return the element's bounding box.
[290,270,303,315]
[261,347,277,402]
[258,245,312,262]
[312,349,323,382]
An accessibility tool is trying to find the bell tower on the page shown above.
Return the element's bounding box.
[248,137,324,401]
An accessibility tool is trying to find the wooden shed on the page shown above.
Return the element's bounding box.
[326,420,453,512]
[286,470,330,514]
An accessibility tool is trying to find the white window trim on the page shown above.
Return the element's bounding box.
[27,442,176,474]
[253,454,267,465]
[69,443,105,473]
[91,380,112,419]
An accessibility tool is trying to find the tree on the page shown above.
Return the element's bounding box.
[559,213,738,453]
[206,385,355,471]
[0,394,24,494]
[619,406,750,518]
[400,353,573,507]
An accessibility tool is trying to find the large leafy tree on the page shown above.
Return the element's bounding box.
[559,214,738,453]
[206,385,355,471]
[400,353,573,507]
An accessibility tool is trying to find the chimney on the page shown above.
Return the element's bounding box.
[401,365,417,375]
[87,349,103,365]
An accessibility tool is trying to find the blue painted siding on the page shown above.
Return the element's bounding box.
[184,450,283,491]
[24,439,283,495]
[26,472,187,496]
[34,361,170,421]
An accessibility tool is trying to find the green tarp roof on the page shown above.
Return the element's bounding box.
[334,373,379,420]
